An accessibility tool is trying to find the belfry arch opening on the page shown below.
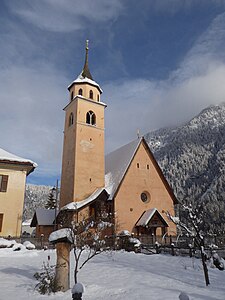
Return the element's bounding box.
[69,112,74,126]
[86,111,96,125]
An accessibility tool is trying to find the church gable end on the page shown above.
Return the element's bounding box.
[113,138,177,235]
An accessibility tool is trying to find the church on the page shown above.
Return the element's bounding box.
[59,41,177,239]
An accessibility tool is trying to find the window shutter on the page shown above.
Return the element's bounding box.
[0,214,3,232]
[1,175,8,192]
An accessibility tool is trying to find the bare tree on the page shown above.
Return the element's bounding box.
[70,216,113,284]
[166,204,210,286]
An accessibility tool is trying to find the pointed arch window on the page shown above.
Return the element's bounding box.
[78,88,83,96]
[86,111,96,125]
[69,112,74,126]
[89,90,93,99]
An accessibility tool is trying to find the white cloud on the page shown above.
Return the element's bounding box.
[6,0,123,32]
[103,10,225,153]
[148,0,225,14]
[0,64,67,176]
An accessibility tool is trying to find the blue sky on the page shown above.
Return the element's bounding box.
[1,0,225,186]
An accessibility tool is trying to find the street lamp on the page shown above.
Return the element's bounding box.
[51,179,59,231]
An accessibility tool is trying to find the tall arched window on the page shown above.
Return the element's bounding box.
[78,88,83,96]
[71,91,74,101]
[86,111,96,125]
[69,112,74,126]
[89,90,93,99]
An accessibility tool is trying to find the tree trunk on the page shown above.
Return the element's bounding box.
[200,246,210,286]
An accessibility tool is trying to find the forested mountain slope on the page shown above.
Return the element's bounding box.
[145,102,225,226]
[23,184,51,220]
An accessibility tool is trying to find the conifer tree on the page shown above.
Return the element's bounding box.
[45,190,56,209]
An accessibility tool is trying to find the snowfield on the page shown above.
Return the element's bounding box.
[0,248,225,300]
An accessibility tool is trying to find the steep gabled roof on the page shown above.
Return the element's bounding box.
[105,138,141,200]
[136,208,168,227]
[30,208,57,227]
[105,137,178,204]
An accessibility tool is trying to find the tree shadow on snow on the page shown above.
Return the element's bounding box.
[0,265,37,280]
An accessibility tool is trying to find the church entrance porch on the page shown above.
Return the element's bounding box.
[135,208,169,244]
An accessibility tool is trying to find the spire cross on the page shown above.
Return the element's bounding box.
[86,39,89,50]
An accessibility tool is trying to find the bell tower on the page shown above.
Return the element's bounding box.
[60,41,106,208]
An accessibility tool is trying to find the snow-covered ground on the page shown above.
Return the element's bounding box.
[0,247,225,300]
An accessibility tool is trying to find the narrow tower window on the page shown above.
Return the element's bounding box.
[97,95,100,102]
[69,112,74,126]
[86,111,96,125]
[78,88,83,96]
[89,90,93,99]
[71,91,74,101]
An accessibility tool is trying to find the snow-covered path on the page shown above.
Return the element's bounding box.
[0,248,225,299]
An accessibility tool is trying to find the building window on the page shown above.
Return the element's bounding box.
[0,175,8,192]
[147,164,149,170]
[137,163,139,168]
[140,191,150,203]
[71,91,74,101]
[78,88,83,96]
[86,111,96,125]
[89,90,93,99]
[97,95,100,102]
[0,214,3,232]
[69,112,74,126]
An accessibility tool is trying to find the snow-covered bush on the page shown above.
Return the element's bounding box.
[118,230,131,236]
[0,238,15,248]
[23,241,36,250]
[12,243,26,251]
[34,262,58,294]
[211,251,224,271]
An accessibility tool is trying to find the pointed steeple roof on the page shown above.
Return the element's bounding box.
[81,40,93,80]
[68,40,103,93]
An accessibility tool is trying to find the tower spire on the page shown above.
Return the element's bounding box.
[81,40,93,80]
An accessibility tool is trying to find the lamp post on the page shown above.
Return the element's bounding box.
[51,179,59,231]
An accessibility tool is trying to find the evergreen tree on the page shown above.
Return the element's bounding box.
[45,190,56,209]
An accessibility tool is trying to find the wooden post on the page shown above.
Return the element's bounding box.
[55,242,71,291]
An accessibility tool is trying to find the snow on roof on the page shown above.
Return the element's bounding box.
[136,208,168,227]
[105,136,178,205]
[31,208,57,226]
[136,208,157,226]
[61,188,106,211]
[22,219,32,226]
[105,138,141,200]
[49,228,73,244]
[0,148,37,168]
[68,73,103,93]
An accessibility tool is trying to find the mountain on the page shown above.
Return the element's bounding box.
[23,103,225,228]
[145,102,225,229]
